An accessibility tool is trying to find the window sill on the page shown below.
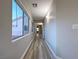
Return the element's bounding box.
[11,32,33,43]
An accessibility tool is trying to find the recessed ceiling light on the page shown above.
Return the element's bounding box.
[32,3,37,7]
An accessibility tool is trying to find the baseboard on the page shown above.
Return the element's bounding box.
[56,56,62,59]
[20,39,34,59]
[45,40,62,59]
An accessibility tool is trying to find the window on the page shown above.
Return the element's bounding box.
[23,13,29,34]
[12,0,29,39]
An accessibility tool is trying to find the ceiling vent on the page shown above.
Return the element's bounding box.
[32,3,37,7]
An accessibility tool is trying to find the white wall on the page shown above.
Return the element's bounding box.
[56,0,78,59]
[0,0,34,59]
[44,0,56,54]
[44,0,78,59]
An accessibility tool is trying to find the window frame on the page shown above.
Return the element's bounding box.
[12,0,30,40]
[22,12,29,35]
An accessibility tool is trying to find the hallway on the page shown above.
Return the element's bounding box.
[0,0,78,59]
[23,34,53,59]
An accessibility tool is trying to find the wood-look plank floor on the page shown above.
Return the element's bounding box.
[23,34,51,59]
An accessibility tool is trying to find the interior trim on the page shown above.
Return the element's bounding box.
[20,36,34,59]
[12,32,33,42]
[45,40,62,59]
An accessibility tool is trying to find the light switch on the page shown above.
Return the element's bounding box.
[72,24,78,29]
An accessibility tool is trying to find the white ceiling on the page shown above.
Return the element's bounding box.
[20,0,53,20]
